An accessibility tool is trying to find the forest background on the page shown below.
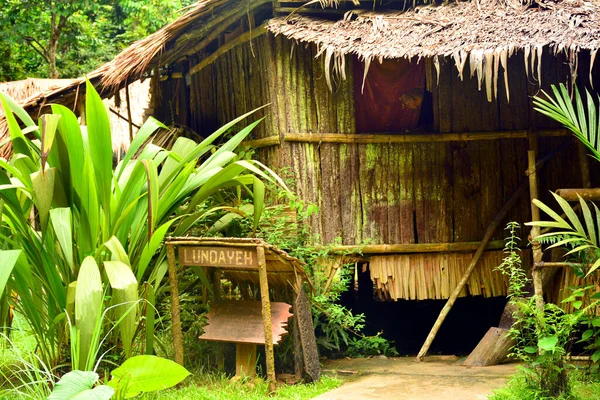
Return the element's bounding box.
[0,0,196,81]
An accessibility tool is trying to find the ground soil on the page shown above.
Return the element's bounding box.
[314,356,517,400]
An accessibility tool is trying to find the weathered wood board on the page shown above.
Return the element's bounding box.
[200,300,293,345]
[179,246,258,268]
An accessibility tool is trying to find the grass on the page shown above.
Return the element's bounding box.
[146,373,342,400]
[489,369,600,400]
[0,314,342,399]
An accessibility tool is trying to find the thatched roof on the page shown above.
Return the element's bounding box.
[4,0,600,121]
[268,0,600,100]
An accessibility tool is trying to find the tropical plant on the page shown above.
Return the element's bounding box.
[0,79,285,369]
[534,83,600,162]
[46,355,190,400]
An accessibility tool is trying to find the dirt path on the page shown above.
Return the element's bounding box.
[314,356,517,400]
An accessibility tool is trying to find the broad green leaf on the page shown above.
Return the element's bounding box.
[0,250,22,299]
[30,168,56,233]
[103,236,131,265]
[105,261,138,358]
[85,79,112,218]
[40,114,62,163]
[253,177,265,230]
[136,217,181,281]
[582,329,594,342]
[48,370,113,400]
[50,208,74,270]
[75,256,103,370]
[0,94,34,158]
[538,336,559,352]
[117,117,166,179]
[108,355,190,398]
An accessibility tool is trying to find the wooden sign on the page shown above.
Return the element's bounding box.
[200,300,293,345]
[179,246,258,268]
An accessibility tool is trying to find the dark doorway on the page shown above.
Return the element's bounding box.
[340,263,508,356]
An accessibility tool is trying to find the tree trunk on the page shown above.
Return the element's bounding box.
[47,13,66,79]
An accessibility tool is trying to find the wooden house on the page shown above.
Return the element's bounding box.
[5,0,600,354]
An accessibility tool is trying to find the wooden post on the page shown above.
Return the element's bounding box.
[528,149,545,312]
[416,180,529,361]
[236,343,257,378]
[167,244,184,366]
[578,142,591,189]
[257,245,276,392]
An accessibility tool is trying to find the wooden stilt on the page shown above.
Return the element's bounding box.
[167,244,184,366]
[528,149,545,312]
[257,245,276,392]
[416,180,529,361]
[236,343,257,378]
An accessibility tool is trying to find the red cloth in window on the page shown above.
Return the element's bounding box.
[354,58,425,133]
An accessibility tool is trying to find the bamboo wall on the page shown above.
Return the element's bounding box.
[153,33,593,299]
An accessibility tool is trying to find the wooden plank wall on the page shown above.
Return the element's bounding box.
[156,34,585,249]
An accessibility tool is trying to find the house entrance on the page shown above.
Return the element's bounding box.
[340,262,508,355]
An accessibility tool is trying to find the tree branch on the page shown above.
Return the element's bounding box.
[23,36,49,62]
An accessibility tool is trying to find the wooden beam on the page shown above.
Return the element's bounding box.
[556,188,600,202]
[324,240,506,255]
[283,129,569,144]
[188,24,267,77]
[241,135,281,148]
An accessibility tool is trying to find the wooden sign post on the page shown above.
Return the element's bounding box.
[165,237,313,393]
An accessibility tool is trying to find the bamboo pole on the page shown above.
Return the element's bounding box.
[167,244,184,366]
[241,135,281,149]
[534,262,593,268]
[416,179,529,361]
[578,142,592,189]
[556,188,600,202]
[257,245,276,392]
[528,150,545,313]
[283,129,569,145]
[324,240,506,255]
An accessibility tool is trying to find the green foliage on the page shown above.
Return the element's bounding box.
[534,84,600,163]
[48,370,114,400]
[0,0,196,80]
[0,81,282,370]
[107,355,191,399]
[496,222,529,299]
[496,223,600,398]
[142,372,342,400]
[210,170,394,357]
[490,370,600,400]
[346,332,399,358]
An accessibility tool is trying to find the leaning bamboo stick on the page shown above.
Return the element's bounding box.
[416,179,529,361]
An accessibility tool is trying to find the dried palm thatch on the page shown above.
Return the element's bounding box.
[0,78,149,158]
[268,0,600,101]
